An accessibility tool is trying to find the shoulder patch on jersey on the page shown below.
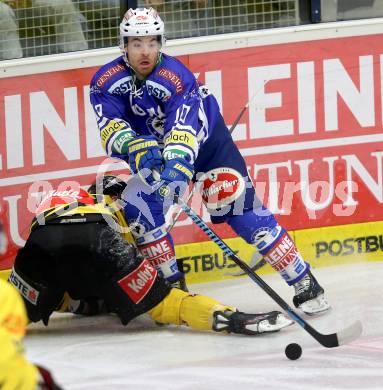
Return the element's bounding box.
[96,64,125,87]
[156,68,183,94]
[118,259,157,304]
[199,85,212,99]
[146,80,172,101]
[198,167,246,209]
[90,85,101,94]
[108,76,133,95]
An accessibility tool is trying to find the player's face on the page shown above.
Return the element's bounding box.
[126,36,160,79]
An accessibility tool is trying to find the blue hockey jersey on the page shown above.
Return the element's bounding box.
[89,53,221,164]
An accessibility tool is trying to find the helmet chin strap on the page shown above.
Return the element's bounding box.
[123,50,162,80]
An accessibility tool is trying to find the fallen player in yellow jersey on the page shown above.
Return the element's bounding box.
[9,175,293,336]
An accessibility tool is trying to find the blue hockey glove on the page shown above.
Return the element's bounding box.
[156,158,194,204]
[127,136,162,186]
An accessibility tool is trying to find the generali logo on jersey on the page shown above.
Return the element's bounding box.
[157,68,183,94]
[96,64,125,87]
[118,259,157,304]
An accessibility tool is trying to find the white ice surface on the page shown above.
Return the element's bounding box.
[25,262,383,390]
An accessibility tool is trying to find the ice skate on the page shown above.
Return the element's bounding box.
[293,270,330,315]
[212,310,293,335]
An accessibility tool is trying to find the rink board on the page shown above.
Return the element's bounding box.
[166,219,383,284]
[1,219,382,283]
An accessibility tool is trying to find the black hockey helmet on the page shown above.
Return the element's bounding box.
[88,174,127,198]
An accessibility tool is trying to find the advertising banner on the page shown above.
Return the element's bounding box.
[1,33,383,272]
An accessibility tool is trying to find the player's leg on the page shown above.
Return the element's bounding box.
[148,288,293,335]
[63,222,172,325]
[121,176,187,289]
[227,210,329,314]
[194,114,330,315]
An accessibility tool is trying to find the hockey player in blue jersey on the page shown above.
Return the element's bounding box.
[89,7,330,315]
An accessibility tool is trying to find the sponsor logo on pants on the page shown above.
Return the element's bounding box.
[263,233,298,271]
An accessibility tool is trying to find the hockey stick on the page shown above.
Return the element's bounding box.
[166,188,194,232]
[228,81,269,133]
[178,198,363,348]
[226,252,267,277]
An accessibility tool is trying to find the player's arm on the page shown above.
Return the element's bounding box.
[148,288,293,335]
[90,86,136,158]
[163,80,201,164]
[156,83,202,199]
[90,85,162,185]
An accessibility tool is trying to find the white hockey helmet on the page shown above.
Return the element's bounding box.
[120,8,165,52]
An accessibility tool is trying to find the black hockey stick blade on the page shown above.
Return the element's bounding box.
[283,306,362,348]
[233,256,362,348]
[179,199,363,348]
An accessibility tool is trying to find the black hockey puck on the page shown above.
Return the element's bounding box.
[285,343,302,360]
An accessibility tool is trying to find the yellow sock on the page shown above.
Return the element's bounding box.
[148,288,235,331]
